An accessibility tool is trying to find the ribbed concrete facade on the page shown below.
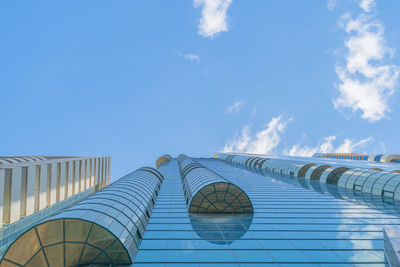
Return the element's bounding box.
[0,156,110,226]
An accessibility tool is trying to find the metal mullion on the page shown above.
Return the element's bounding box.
[34,227,50,267]
[77,223,93,265]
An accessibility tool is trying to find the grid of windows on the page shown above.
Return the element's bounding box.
[133,159,396,265]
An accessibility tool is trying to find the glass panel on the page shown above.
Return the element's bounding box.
[36,220,63,246]
[65,243,84,267]
[103,240,130,263]
[79,244,102,264]
[0,260,19,267]
[65,219,91,242]
[93,252,111,263]
[87,224,116,250]
[25,250,47,267]
[3,228,41,264]
[44,244,64,266]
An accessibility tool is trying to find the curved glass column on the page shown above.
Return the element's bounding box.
[177,155,253,213]
[216,152,400,206]
[304,164,332,180]
[319,166,350,184]
[0,167,163,267]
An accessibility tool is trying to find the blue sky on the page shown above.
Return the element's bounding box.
[1,0,400,180]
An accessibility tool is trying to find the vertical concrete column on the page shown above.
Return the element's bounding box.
[105,157,108,185]
[2,168,12,225]
[59,162,66,201]
[66,161,73,197]
[50,163,57,205]
[98,158,102,188]
[10,167,22,223]
[38,164,47,210]
[34,165,41,212]
[26,166,35,217]
[20,167,28,217]
[84,159,87,190]
[101,157,105,187]
[89,159,93,188]
[103,157,107,187]
[46,164,51,207]
[76,160,81,193]
[78,160,82,193]
[108,156,111,185]
[97,158,101,187]
[72,161,76,195]
[56,162,61,202]
[93,158,97,187]
[64,161,69,199]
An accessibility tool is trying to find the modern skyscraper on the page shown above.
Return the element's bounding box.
[2,152,400,266]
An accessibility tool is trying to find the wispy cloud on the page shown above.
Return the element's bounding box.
[285,135,373,157]
[184,53,200,63]
[194,0,232,38]
[333,0,399,122]
[222,115,374,156]
[226,101,245,113]
[222,115,291,154]
[327,0,337,11]
[178,52,200,63]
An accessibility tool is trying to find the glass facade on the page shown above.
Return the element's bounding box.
[3,153,400,266]
[134,155,400,266]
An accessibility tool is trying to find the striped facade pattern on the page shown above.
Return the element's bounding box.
[0,167,163,266]
[312,153,369,161]
[217,153,400,203]
[313,153,400,163]
[0,156,110,227]
[0,157,48,165]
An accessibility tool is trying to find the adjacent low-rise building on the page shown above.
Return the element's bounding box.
[0,156,110,259]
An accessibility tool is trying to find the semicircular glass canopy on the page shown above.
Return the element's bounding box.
[189,182,253,213]
[0,218,130,267]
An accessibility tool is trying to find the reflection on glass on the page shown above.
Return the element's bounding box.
[189,213,254,245]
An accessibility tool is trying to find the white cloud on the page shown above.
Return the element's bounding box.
[359,0,375,13]
[194,0,232,38]
[333,1,399,122]
[178,51,200,63]
[226,101,245,113]
[184,53,200,63]
[222,115,290,154]
[327,0,337,11]
[286,135,373,157]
